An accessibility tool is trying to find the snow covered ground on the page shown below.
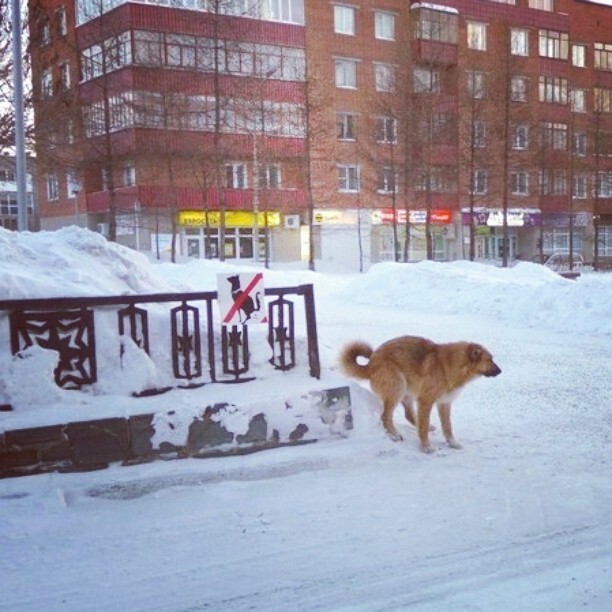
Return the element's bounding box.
[1,227,611,611]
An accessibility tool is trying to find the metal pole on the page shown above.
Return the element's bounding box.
[11,0,29,231]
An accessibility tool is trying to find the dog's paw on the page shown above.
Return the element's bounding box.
[388,432,404,442]
[420,443,435,454]
[446,439,463,450]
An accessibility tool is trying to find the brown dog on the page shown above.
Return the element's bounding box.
[340,335,501,452]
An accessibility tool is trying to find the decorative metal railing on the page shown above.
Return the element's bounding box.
[0,285,320,397]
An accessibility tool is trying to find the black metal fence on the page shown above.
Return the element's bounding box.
[0,284,320,399]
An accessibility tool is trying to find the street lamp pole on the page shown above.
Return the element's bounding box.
[11,0,28,231]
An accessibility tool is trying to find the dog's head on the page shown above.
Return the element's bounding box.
[468,344,502,377]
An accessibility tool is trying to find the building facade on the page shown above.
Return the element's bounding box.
[28,0,612,269]
[0,154,38,231]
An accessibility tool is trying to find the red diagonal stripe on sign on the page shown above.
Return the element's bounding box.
[223,273,265,324]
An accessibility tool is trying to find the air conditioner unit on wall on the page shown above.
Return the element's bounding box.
[97,222,109,236]
[284,214,300,229]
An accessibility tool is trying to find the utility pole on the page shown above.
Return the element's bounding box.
[11,0,28,231]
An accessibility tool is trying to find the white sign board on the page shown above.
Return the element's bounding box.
[217,272,267,326]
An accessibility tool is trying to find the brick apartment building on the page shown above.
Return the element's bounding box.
[28,0,612,270]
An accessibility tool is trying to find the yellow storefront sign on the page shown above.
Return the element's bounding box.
[178,210,281,228]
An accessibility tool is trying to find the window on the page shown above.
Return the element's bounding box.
[258,164,281,189]
[376,116,397,144]
[595,131,612,157]
[47,173,59,201]
[335,58,358,88]
[375,63,395,92]
[41,19,51,45]
[511,76,528,102]
[334,5,355,35]
[123,165,136,187]
[594,87,612,113]
[66,172,79,198]
[467,71,485,98]
[573,175,588,199]
[167,34,197,69]
[472,169,488,195]
[413,7,458,44]
[574,132,587,156]
[57,7,68,36]
[267,0,305,24]
[541,122,567,150]
[512,124,529,150]
[594,43,612,72]
[59,62,71,90]
[41,69,53,98]
[596,172,612,197]
[226,162,248,189]
[338,164,360,192]
[413,67,440,93]
[539,76,568,104]
[511,29,529,56]
[540,169,567,195]
[337,112,357,140]
[375,11,395,41]
[529,0,553,10]
[511,172,529,196]
[134,31,163,66]
[377,167,398,194]
[467,22,487,51]
[472,121,486,148]
[571,89,586,113]
[101,168,110,191]
[572,44,586,68]
[538,30,568,60]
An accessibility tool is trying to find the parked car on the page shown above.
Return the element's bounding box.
[544,253,584,273]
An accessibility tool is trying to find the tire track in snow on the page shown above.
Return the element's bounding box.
[171,523,611,612]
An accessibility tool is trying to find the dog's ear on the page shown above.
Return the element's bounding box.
[469,344,483,362]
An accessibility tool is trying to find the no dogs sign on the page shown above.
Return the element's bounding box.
[217,272,267,326]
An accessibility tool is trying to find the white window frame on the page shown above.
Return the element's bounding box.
[337,112,357,141]
[374,62,395,92]
[377,166,398,194]
[47,173,59,201]
[573,175,588,199]
[467,22,487,51]
[570,89,586,113]
[335,58,358,89]
[467,71,486,99]
[472,120,487,148]
[57,6,68,37]
[511,28,529,56]
[574,132,587,156]
[472,169,488,195]
[41,69,53,98]
[375,11,395,41]
[258,163,282,189]
[512,124,529,150]
[226,162,248,189]
[511,76,528,102]
[66,172,79,198]
[413,67,440,93]
[376,116,397,144]
[572,44,586,68]
[334,5,356,36]
[511,171,530,196]
[538,29,569,60]
[59,61,71,90]
[338,164,360,192]
[123,165,136,187]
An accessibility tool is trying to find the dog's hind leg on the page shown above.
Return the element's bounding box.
[438,403,462,449]
[417,400,435,453]
[372,371,404,442]
[403,397,436,432]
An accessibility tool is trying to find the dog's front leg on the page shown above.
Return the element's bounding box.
[438,403,462,449]
[417,401,434,453]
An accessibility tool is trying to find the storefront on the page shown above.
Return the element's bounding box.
[461,207,541,262]
[178,210,281,260]
[541,212,591,261]
[372,208,455,261]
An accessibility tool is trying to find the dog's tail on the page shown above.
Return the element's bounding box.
[340,341,373,381]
